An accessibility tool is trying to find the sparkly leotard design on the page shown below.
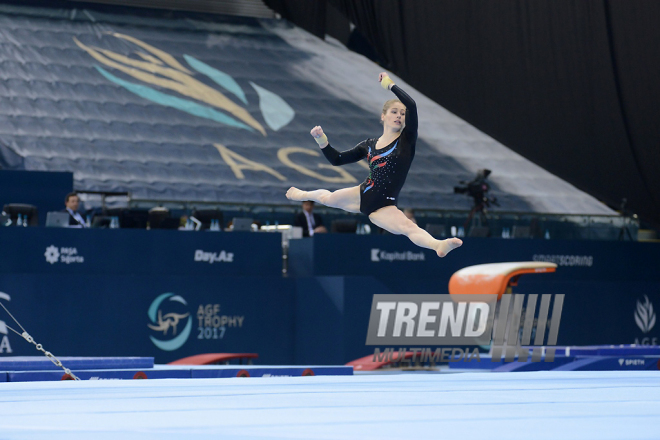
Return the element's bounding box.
[321,85,418,215]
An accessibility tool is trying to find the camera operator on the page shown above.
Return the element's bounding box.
[454,169,495,209]
[454,169,498,229]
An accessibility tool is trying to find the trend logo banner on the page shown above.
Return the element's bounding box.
[366,294,565,362]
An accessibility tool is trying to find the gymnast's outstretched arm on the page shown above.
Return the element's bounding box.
[391,85,418,139]
[379,75,418,143]
[310,125,368,166]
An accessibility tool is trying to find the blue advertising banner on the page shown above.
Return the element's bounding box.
[1,228,658,367]
[288,234,660,282]
[0,274,294,364]
[294,275,660,365]
[0,228,282,276]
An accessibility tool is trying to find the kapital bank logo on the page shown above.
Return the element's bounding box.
[635,295,656,334]
[371,248,425,262]
[148,293,192,351]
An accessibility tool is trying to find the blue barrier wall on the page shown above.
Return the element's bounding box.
[0,228,289,364]
[0,228,282,276]
[291,235,660,364]
[1,229,659,365]
[0,274,294,364]
[289,234,660,282]
[293,275,660,365]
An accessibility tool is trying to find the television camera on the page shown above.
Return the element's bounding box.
[454,169,499,230]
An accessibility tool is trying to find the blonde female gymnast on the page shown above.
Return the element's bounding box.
[286,72,462,258]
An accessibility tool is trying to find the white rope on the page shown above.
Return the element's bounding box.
[0,300,80,380]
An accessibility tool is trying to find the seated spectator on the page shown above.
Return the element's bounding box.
[62,192,87,228]
[293,201,327,237]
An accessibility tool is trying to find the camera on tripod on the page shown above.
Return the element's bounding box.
[454,169,498,209]
[454,169,499,236]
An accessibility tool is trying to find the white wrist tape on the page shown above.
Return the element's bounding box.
[381,76,394,90]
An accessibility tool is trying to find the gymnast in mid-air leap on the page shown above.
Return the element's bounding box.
[286,72,463,258]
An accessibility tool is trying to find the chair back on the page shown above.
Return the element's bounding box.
[2,203,39,226]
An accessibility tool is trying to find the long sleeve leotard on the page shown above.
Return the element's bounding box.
[321,85,418,215]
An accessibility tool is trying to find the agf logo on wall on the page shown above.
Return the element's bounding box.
[635,295,656,334]
[148,293,192,351]
[633,295,657,346]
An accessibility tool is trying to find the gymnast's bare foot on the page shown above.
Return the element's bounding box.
[286,187,306,201]
[436,238,463,258]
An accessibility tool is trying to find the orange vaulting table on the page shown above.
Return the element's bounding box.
[448,262,557,300]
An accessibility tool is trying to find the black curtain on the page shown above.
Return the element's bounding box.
[273,0,660,226]
[263,0,327,38]
[605,0,660,222]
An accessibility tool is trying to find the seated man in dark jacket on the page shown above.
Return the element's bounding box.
[293,201,327,237]
[62,192,87,228]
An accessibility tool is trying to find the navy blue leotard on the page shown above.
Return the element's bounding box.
[321,85,418,215]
